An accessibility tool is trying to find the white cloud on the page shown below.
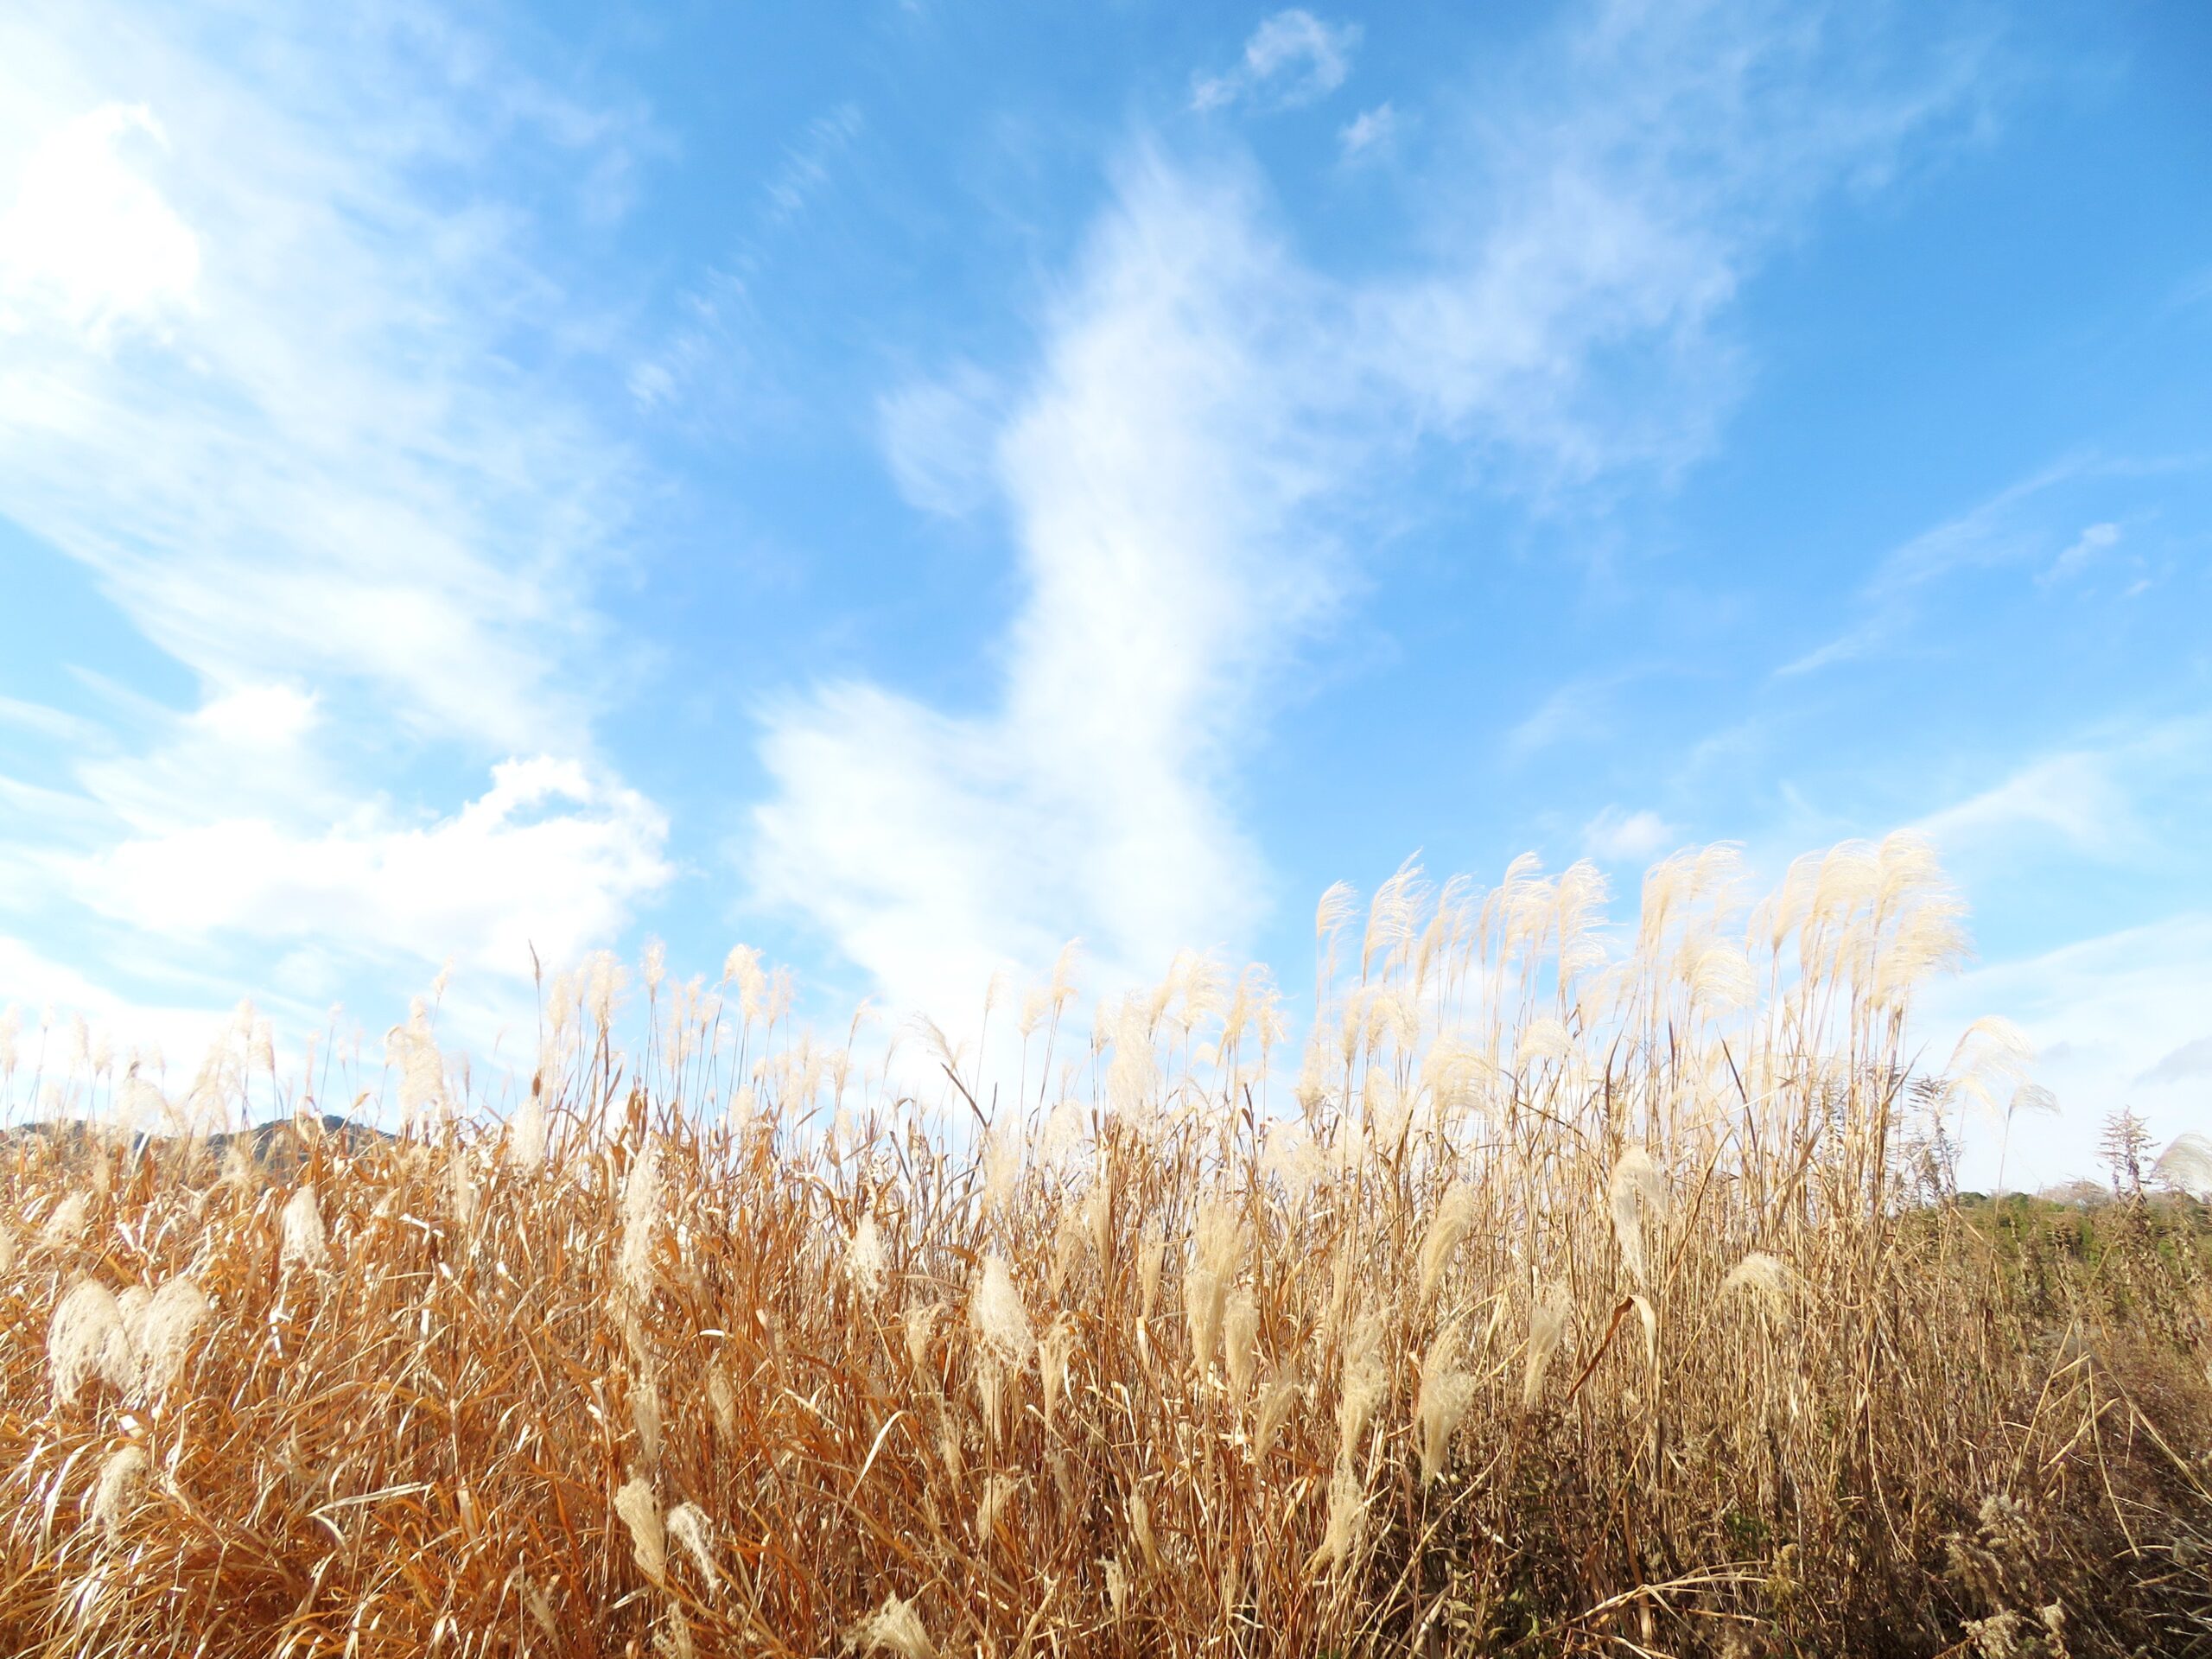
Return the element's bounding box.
[2041,519,2120,584]
[1338,102,1397,162]
[1581,805,1675,865]
[1910,717,2210,870]
[1916,751,2137,860]
[0,6,647,752]
[763,5,1991,1019]
[763,103,865,228]
[0,696,105,747]
[0,933,236,1079]
[0,6,675,1053]
[1192,10,1361,112]
[758,160,1319,1014]
[193,683,320,749]
[877,362,1005,518]
[1924,912,2212,1191]
[1507,678,1617,760]
[75,758,669,978]
[0,103,199,339]
[2139,1035,2212,1088]
[1777,460,2195,677]
[626,100,867,426]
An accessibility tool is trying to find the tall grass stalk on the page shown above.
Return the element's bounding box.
[1,836,2207,1656]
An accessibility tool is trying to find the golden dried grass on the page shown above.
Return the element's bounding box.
[0,837,2206,1656]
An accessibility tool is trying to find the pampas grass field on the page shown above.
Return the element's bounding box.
[3,837,2209,1656]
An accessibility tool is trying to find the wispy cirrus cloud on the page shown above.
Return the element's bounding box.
[628,100,869,421]
[0,6,649,752]
[1915,751,2139,860]
[1338,102,1398,163]
[0,3,672,1031]
[1778,456,2201,678]
[1192,10,1362,113]
[752,0,1999,1018]
[1910,716,2210,868]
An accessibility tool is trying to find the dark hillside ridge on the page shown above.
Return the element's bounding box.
[2,1113,394,1179]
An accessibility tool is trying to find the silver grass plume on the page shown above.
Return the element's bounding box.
[859,1595,935,1659]
[666,1502,719,1592]
[90,1445,148,1544]
[1632,1294,1660,1376]
[281,1184,328,1272]
[975,1473,1015,1544]
[845,1215,888,1295]
[1414,1318,1476,1484]
[1184,1202,1243,1376]
[613,1478,665,1582]
[1254,1365,1302,1461]
[1336,1307,1387,1463]
[49,1279,133,1404]
[619,1138,660,1303]
[1522,1281,1572,1409]
[1720,1250,1795,1321]
[632,1374,663,1469]
[508,1091,547,1167]
[41,1191,89,1250]
[707,1367,737,1440]
[1039,1315,1077,1427]
[1310,1456,1368,1576]
[903,1301,945,1376]
[1608,1147,1669,1289]
[970,1255,1033,1368]
[1417,1181,1479,1302]
[1224,1287,1262,1397]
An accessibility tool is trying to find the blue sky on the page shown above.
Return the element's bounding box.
[0,0,2207,1185]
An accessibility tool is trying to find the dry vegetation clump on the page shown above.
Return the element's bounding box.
[1,836,2208,1656]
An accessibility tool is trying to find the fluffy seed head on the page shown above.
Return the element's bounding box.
[1415,1319,1476,1484]
[1337,1308,1387,1463]
[1224,1287,1262,1396]
[49,1279,132,1405]
[281,1185,328,1271]
[666,1502,719,1592]
[975,1473,1015,1543]
[632,1374,662,1468]
[860,1594,936,1659]
[1039,1315,1077,1426]
[1184,1203,1243,1374]
[90,1445,149,1543]
[619,1140,660,1301]
[1720,1250,1795,1319]
[614,1478,664,1582]
[509,1093,547,1167]
[903,1301,945,1375]
[1417,1182,1479,1301]
[970,1255,1033,1367]
[845,1215,888,1295]
[1522,1281,1572,1409]
[1312,1456,1367,1576]
[1608,1147,1669,1288]
[1254,1365,1302,1461]
[41,1191,89,1250]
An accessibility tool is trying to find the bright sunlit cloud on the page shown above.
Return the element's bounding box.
[0,104,200,339]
